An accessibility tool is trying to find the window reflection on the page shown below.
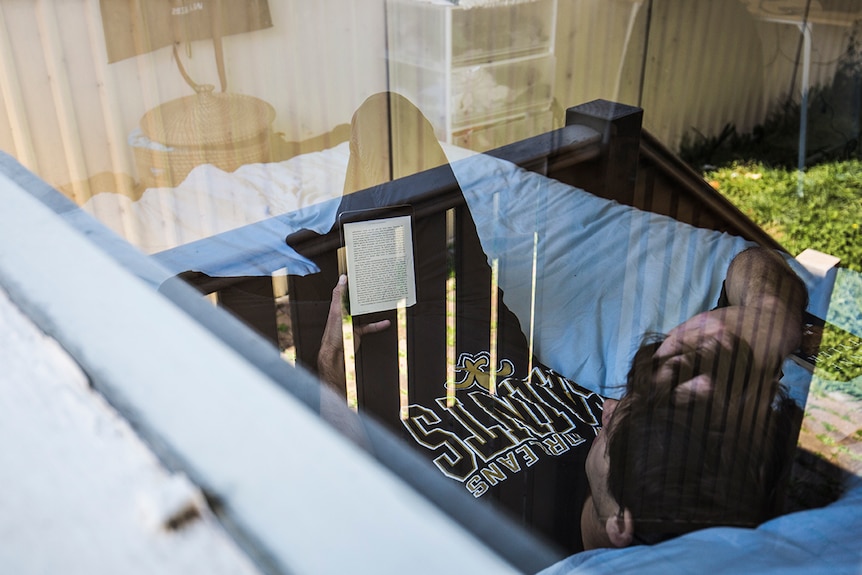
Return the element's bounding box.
[2,0,860,569]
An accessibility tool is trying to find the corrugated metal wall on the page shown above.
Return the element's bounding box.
[555,0,856,150]
[1,0,857,200]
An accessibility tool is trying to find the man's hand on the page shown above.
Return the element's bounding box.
[317,275,391,395]
[723,247,807,360]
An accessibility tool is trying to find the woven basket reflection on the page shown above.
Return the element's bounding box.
[134,85,275,188]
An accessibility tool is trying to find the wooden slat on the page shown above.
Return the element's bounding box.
[636,130,786,251]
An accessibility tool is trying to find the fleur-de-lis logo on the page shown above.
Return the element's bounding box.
[450,352,514,393]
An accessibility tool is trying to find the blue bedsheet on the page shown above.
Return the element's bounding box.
[538,476,862,575]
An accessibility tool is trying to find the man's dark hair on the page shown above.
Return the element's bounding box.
[605,333,802,544]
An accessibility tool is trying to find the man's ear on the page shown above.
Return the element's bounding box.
[605,507,634,548]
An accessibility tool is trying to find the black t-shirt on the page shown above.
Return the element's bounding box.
[399,350,604,553]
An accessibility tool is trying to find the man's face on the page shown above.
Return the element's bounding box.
[580,310,740,549]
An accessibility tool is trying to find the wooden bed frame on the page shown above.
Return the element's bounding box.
[192,99,784,351]
[277,98,790,416]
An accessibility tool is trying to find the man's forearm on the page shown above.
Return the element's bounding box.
[725,248,807,311]
[724,247,808,358]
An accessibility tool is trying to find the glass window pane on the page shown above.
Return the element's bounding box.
[3,0,859,571]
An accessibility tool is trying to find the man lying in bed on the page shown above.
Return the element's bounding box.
[293,92,807,555]
[578,246,806,548]
[318,246,807,553]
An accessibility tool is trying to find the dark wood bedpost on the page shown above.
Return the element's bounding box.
[564,99,643,206]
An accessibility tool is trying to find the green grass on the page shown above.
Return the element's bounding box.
[704,161,862,274]
[704,162,862,392]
